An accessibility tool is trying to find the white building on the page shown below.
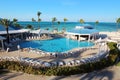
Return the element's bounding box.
[65,24,99,41]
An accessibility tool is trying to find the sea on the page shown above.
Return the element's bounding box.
[18,22,120,32]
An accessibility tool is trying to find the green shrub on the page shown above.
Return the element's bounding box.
[107,42,117,50]
[116,62,120,66]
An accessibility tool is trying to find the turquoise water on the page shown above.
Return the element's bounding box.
[20,38,94,52]
[18,22,120,32]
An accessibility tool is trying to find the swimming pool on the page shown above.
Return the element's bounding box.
[20,38,94,52]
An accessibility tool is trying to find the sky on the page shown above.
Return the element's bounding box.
[0,0,120,22]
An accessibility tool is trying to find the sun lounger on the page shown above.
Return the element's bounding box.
[75,60,80,64]
[44,62,51,67]
[58,61,64,66]
[51,61,57,66]
[66,61,71,66]
[70,60,75,65]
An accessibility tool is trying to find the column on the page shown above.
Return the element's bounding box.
[1,40,4,51]
[79,35,81,41]
[66,34,69,48]
[88,35,90,41]
[21,33,23,40]
[92,34,94,41]
[94,34,96,40]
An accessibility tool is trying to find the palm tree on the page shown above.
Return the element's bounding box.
[37,11,42,28]
[57,21,60,26]
[63,18,68,30]
[12,18,22,29]
[116,18,120,32]
[95,20,99,29]
[79,19,84,24]
[13,18,18,26]
[38,18,41,22]
[58,20,60,24]
[13,18,18,23]
[0,19,12,43]
[13,18,17,24]
[57,21,60,32]
[63,18,68,25]
[37,11,42,20]
[32,18,36,22]
[79,19,84,38]
[26,24,34,30]
[52,17,57,28]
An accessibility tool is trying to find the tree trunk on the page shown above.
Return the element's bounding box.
[52,22,54,29]
[38,16,40,28]
[117,23,118,32]
[6,27,9,44]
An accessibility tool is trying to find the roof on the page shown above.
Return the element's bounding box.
[0,24,16,31]
[30,29,50,34]
[76,24,94,29]
[0,22,28,35]
[0,36,6,40]
[66,28,99,35]
[0,29,30,35]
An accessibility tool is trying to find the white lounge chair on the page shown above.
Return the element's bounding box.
[51,61,57,66]
[58,61,64,66]
[75,60,80,64]
[6,48,9,53]
[44,62,51,67]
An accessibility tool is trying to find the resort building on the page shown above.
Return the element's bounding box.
[66,24,99,41]
[0,24,29,37]
[0,36,6,50]
[0,24,51,50]
[0,24,29,50]
[29,29,50,37]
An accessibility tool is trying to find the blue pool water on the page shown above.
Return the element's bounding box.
[20,38,94,52]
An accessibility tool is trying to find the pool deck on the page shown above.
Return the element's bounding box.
[100,31,120,40]
[0,31,115,64]
[1,31,118,64]
[0,44,99,62]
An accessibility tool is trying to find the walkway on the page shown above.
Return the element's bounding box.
[0,66,120,80]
